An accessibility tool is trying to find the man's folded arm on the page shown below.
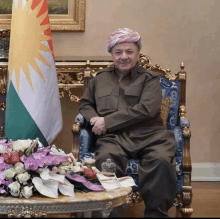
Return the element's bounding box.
[104,77,162,133]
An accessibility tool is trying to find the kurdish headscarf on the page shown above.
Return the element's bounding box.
[107,28,142,53]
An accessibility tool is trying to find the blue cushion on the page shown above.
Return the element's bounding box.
[180,117,190,128]
[126,159,139,175]
[75,113,84,124]
[174,126,183,158]
[159,77,180,130]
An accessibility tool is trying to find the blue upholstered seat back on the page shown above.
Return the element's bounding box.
[76,76,184,193]
[159,77,181,130]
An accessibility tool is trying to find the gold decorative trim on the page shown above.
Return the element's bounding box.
[72,122,81,133]
[50,0,86,32]
[138,53,178,81]
[178,62,186,80]
[179,72,186,81]
[183,127,191,138]
[0,0,86,32]
[179,105,187,119]
[160,97,171,128]
[0,187,132,217]
[183,174,191,186]
[7,206,47,218]
[0,65,7,96]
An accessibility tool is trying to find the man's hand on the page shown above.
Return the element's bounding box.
[90,116,99,126]
[90,117,107,135]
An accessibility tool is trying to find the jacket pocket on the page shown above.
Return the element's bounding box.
[97,87,112,98]
[96,87,116,113]
[124,86,142,106]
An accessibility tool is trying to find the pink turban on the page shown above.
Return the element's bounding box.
[107,28,142,53]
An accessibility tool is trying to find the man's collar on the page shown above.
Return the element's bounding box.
[130,64,146,78]
[113,64,147,78]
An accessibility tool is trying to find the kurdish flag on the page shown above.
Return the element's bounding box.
[5,0,63,146]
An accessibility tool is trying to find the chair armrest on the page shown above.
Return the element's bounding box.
[72,113,85,159]
[180,117,190,128]
[72,121,82,160]
[72,113,93,161]
[75,113,85,125]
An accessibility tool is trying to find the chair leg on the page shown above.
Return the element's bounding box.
[179,207,193,218]
[175,186,193,218]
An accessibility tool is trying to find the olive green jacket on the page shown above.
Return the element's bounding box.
[79,64,164,133]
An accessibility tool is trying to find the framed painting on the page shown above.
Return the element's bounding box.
[0,0,86,31]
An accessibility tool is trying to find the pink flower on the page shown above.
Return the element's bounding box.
[1,153,11,164]
[0,188,6,194]
[10,151,20,164]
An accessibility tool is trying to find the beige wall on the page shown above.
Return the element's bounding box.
[52,0,220,163]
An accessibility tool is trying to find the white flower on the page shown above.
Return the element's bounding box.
[12,139,32,152]
[14,162,25,174]
[72,165,82,173]
[8,181,21,197]
[16,172,31,185]
[20,186,33,199]
[0,144,6,153]
[50,145,66,155]
[75,161,83,166]
[5,168,16,180]
[58,168,66,175]
[66,153,77,163]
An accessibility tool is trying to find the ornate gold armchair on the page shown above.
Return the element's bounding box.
[72,53,193,218]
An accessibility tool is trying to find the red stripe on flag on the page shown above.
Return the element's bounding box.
[31,0,42,11]
[41,15,50,26]
[31,0,48,18]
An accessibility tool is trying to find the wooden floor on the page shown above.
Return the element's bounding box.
[124,181,220,218]
[1,181,220,218]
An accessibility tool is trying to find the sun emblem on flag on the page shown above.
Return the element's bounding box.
[8,0,54,92]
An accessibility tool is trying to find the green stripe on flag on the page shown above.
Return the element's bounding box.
[5,81,48,146]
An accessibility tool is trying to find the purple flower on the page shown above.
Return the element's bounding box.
[20,155,27,162]
[0,139,7,144]
[0,172,5,185]
[36,146,52,155]
[48,154,69,165]
[42,155,54,166]
[23,157,39,171]
[33,152,46,160]
[0,157,7,171]
[2,139,13,154]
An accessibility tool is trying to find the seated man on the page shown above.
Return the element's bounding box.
[79,27,176,218]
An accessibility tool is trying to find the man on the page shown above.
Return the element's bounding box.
[79,28,176,218]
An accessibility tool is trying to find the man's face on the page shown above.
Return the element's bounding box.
[111,42,140,74]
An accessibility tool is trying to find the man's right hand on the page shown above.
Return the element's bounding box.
[90,116,107,135]
[90,116,99,126]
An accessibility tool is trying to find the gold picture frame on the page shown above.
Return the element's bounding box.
[0,0,86,32]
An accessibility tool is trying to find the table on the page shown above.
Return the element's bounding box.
[0,187,132,218]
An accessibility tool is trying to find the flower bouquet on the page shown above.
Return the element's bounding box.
[0,138,104,199]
